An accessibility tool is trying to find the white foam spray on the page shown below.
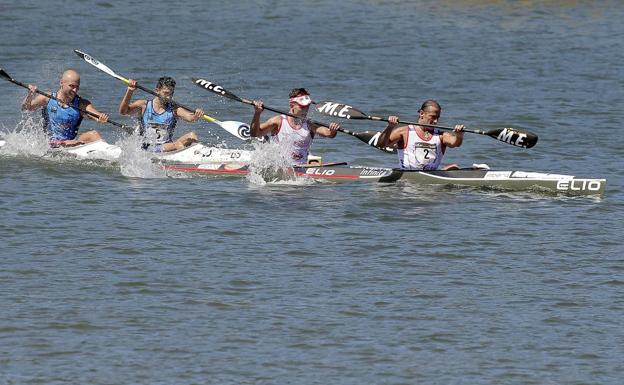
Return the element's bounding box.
[0,115,50,157]
[245,139,313,186]
[116,132,167,179]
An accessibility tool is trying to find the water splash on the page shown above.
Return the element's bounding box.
[116,133,167,179]
[245,140,312,186]
[0,115,49,157]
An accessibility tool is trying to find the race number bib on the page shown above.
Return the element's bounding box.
[145,122,170,144]
[414,142,438,166]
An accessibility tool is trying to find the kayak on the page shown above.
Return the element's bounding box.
[0,139,252,163]
[1,138,606,196]
[163,162,606,196]
[164,162,401,181]
[398,168,606,196]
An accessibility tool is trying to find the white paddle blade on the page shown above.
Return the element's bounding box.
[218,121,267,142]
[218,120,253,141]
[74,50,127,83]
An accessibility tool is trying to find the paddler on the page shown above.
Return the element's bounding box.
[378,100,465,170]
[118,77,204,152]
[250,88,339,165]
[21,69,110,146]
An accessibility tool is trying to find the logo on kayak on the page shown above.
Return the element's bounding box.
[305,168,335,176]
[557,179,602,192]
[359,168,392,177]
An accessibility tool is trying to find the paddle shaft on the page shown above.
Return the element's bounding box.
[193,78,398,153]
[130,81,216,121]
[361,114,536,148]
[315,101,538,148]
[0,69,128,130]
[360,113,488,135]
[265,103,397,152]
[221,93,334,130]
[254,100,394,153]
[73,50,224,124]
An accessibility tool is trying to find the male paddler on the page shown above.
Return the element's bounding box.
[21,69,109,146]
[118,77,204,152]
[250,88,339,165]
[378,100,465,170]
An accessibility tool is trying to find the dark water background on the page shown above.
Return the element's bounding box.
[1,1,623,384]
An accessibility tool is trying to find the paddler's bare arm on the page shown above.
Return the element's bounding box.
[80,99,109,123]
[311,122,339,138]
[377,115,405,148]
[441,124,465,148]
[118,79,145,116]
[250,100,279,137]
[175,106,204,123]
[21,84,48,111]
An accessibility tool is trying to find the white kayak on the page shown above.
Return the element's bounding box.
[0,139,252,163]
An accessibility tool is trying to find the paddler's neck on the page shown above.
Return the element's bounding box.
[288,109,307,126]
[416,125,434,138]
[153,97,168,110]
[56,89,74,106]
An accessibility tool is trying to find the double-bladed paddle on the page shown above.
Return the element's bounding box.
[315,101,538,149]
[73,50,255,141]
[0,67,131,131]
[191,78,396,153]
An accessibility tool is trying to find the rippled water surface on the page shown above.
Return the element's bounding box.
[1,1,623,384]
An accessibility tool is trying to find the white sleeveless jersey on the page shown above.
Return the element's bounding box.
[397,125,444,170]
[273,115,312,165]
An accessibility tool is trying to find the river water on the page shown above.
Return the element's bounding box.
[1,1,623,384]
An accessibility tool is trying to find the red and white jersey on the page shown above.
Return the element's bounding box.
[273,115,312,165]
[398,125,444,170]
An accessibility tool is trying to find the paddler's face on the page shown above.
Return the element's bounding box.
[419,107,440,125]
[156,86,174,100]
[60,75,80,98]
[289,102,309,117]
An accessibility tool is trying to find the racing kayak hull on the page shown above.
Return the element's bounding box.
[163,163,606,196]
[398,169,606,196]
[0,139,251,163]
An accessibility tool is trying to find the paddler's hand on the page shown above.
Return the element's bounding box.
[453,124,465,132]
[97,113,109,123]
[328,122,340,135]
[387,115,399,127]
[27,84,38,95]
[127,79,137,91]
[253,100,264,112]
[192,108,204,122]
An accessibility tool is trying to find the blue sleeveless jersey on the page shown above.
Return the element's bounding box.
[140,100,177,145]
[42,93,83,141]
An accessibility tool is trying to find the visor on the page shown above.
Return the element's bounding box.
[289,94,312,107]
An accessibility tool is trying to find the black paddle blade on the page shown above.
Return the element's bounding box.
[74,49,89,61]
[315,101,369,120]
[193,78,243,103]
[0,68,12,80]
[339,128,396,154]
[486,127,538,148]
